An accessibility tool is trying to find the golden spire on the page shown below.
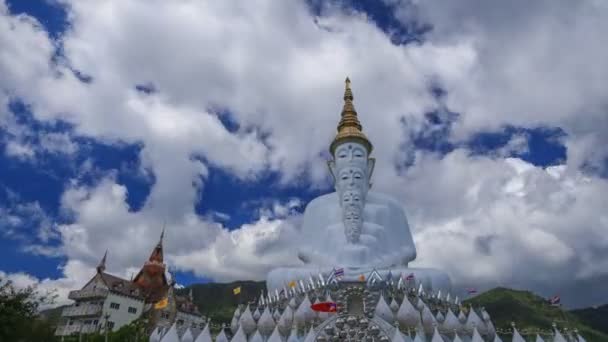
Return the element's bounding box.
[330,77,372,154]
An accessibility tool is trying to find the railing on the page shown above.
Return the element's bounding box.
[61,304,103,317]
[68,288,108,300]
[55,324,98,336]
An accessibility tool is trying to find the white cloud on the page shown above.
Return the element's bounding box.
[0,260,92,307]
[4,140,35,159]
[392,150,608,303]
[394,0,608,170]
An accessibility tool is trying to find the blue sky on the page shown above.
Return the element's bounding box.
[1,0,607,308]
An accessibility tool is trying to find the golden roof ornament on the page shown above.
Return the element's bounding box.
[330,77,373,154]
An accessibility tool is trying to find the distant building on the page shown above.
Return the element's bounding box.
[55,231,205,337]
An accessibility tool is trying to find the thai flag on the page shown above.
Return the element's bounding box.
[405,273,415,281]
[334,268,345,278]
[548,295,561,306]
[466,288,478,295]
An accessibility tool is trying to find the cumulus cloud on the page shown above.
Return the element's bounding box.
[0,0,607,309]
[397,152,608,295]
[0,260,93,307]
[56,177,303,283]
[392,0,608,169]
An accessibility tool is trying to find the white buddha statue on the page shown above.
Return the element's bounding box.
[267,78,451,293]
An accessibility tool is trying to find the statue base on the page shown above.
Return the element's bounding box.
[266,266,452,293]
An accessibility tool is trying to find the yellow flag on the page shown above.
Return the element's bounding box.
[154,297,168,309]
[288,281,296,288]
[233,286,241,295]
[358,274,365,281]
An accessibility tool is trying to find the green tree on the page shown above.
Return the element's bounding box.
[0,277,57,341]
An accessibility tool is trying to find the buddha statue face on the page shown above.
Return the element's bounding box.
[335,142,368,172]
[329,141,375,244]
[329,141,375,200]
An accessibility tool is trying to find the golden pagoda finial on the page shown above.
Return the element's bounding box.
[330,77,372,154]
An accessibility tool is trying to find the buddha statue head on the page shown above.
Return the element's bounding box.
[328,78,375,243]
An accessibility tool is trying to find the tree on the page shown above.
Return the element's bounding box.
[0,277,57,341]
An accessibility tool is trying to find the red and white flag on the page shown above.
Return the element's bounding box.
[548,295,561,306]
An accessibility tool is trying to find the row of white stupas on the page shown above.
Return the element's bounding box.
[151,322,586,342]
[150,272,587,342]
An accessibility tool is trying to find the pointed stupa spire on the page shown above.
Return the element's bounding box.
[277,304,294,336]
[420,301,437,335]
[552,323,568,342]
[330,77,372,154]
[250,330,264,342]
[160,323,180,342]
[231,325,247,342]
[287,324,299,342]
[96,250,108,273]
[392,322,407,342]
[375,294,395,324]
[159,223,165,244]
[238,304,257,335]
[511,322,526,342]
[304,326,316,342]
[440,308,463,335]
[182,328,194,342]
[149,326,161,342]
[194,322,212,342]
[471,326,485,342]
[396,296,420,329]
[294,294,314,328]
[132,225,168,303]
[215,325,229,342]
[258,306,276,337]
[466,308,487,335]
[413,324,425,342]
[267,325,283,342]
[430,325,444,342]
[145,225,166,264]
[390,298,400,312]
[575,329,587,342]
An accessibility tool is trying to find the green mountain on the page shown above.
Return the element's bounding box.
[178,280,266,324]
[464,287,608,342]
[570,304,608,336]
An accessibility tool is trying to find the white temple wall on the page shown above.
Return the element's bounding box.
[101,292,145,331]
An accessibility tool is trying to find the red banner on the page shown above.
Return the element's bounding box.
[311,301,337,312]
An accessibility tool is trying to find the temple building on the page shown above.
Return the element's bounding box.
[55,231,205,338]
